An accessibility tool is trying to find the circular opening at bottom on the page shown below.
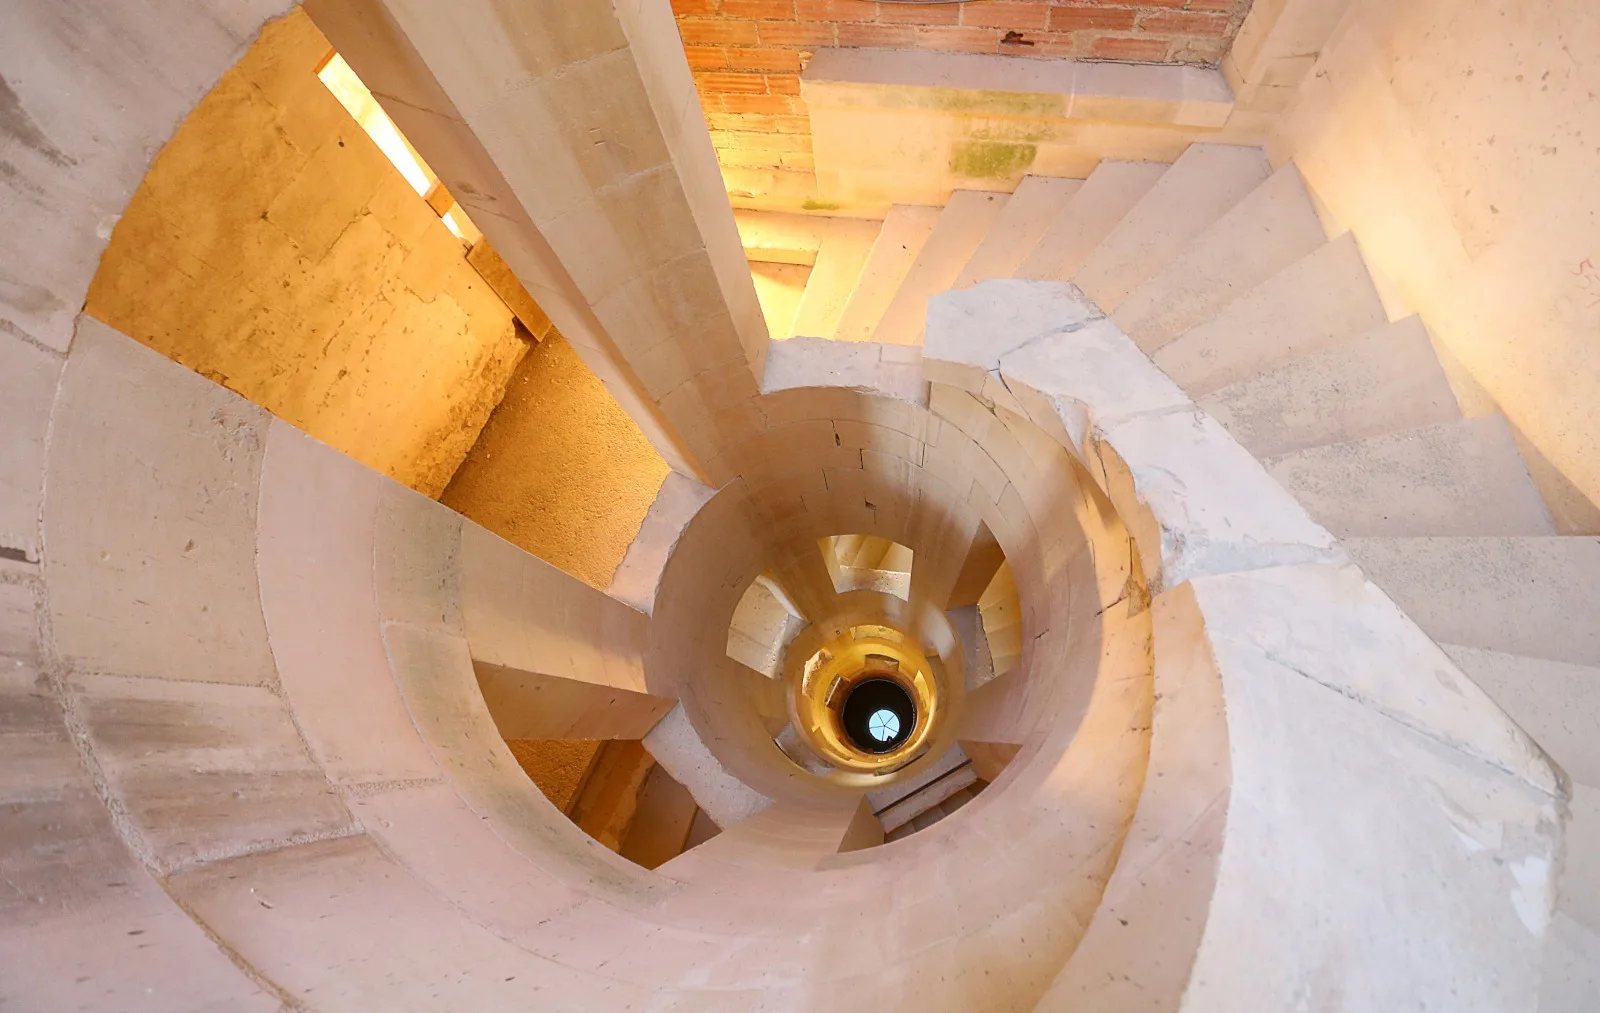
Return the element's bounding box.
[842,678,915,754]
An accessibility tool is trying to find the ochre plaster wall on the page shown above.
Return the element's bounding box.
[506,739,604,814]
[442,333,671,590]
[85,10,529,497]
[1275,0,1600,530]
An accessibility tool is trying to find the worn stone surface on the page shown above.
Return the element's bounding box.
[1266,415,1557,537]
[1152,232,1388,396]
[927,281,1342,591]
[1111,161,1325,351]
[45,319,277,686]
[0,337,60,565]
[644,703,773,829]
[1198,315,1463,459]
[1,638,280,1010]
[1073,143,1271,312]
[257,421,440,785]
[1182,567,1563,1013]
[69,672,353,870]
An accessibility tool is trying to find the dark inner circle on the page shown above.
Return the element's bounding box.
[841,678,915,754]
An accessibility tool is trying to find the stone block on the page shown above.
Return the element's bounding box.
[44,319,278,685]
[374,482,465,633]
[1182,565,1560,1012]
[0,337,60,565]
[257,422,440,784]
[168,833,641,1008]
[71,672,352,870]
[644,703,773,828]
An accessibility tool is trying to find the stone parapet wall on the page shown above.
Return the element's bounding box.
[672,0,1255,200]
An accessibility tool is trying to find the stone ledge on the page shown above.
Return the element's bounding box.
[761,336,928,405]
[802,49,1235,129]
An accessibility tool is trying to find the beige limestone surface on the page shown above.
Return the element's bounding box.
[1273,0,1600,530]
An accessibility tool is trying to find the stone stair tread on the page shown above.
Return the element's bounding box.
[833,204,943,343]
[1199,316,1462,459]
[791,218,884,340]
[1541,912,1600,1013]
[873,762,979,833]
[735,209,829,265]
[1265,415,1556,537]
[1441,644,1600,789]
[869,190,1009,346]
[1153,231,1388,397]
[1073,143,1272,312]
[1344,536,1600,667]
[952,175,1083,289]
[1114,162,1327,353]
[866,745,970,811]
[1017,160,1167,283]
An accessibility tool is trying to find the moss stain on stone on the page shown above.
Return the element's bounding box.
[802,198,842,211]
[949,140,1038,180]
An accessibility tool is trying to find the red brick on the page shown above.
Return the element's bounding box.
[1087,34,1171,60]
[836,22,917,46]
[876,2,961,26]
[914,25,1003,53]
[670,0,716,14]
[1137,10,1231,35]
[715,147,786,168]
[961,1,1049,31]
[721,0,798,18]
[758,20,838,45]
[1046,5,1136,32]
[1019,30,1086,57]
[1186,0,1240,11]
[796,0,873,21]
[711,130,812,153]
[695,71,771,94]
[726,46,805,71]
[684,46,729,69]
[766,73,803,95]
[678,18,762,44]
[717,93,803,114]
[706,112,813,133]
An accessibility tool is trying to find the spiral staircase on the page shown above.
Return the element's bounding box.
[4,3,1598,1011]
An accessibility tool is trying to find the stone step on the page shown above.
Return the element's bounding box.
[1073,143,1271,312]
[947,604,996,691]
[979,561,1022,678]
[1543,912,1600,1013]
[735,208,828,265]
[1153,232,1388,397]
[1442,644,1600,788]
[1199,316,1462,459]
[1017,160,1167,283]
[951,175,1083,288]
[791,218,883,340]
[869,749,980,833]
[833,204,943,343]
[1344,536,1600,667]
[870,190,1008,346]
[1545,784,1600,1012]
[1265,415,1555,536]
[1114,162,1326,353]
